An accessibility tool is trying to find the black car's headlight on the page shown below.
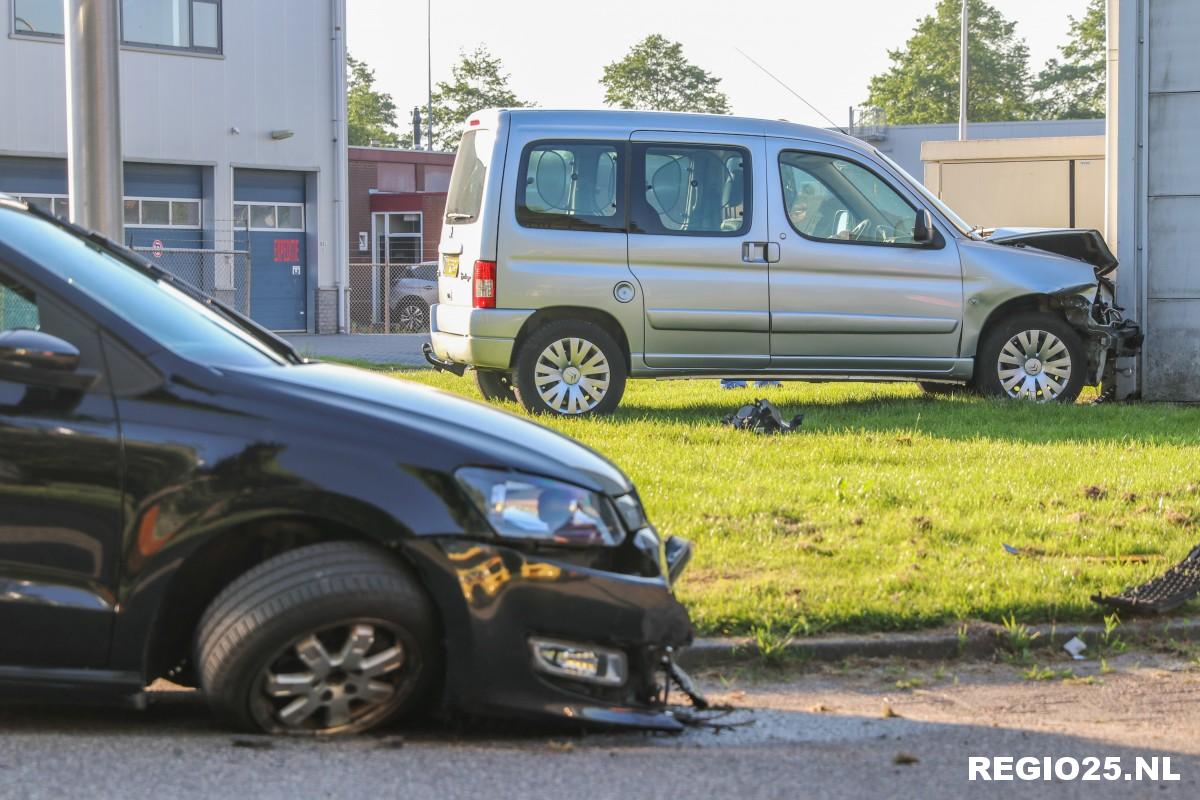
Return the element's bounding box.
[456,467,625,547]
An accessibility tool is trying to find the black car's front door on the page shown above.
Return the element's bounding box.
[0,268,122,668]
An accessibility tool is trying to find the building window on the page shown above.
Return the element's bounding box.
[123,197,202,228]
[122,0,221,53]
[13,0,221,53]
[12,0,63,37]
[373,212,423,265]
[234,203,304,232]
[15,194,69,219]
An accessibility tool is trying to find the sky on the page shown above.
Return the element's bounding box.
[347,0,1087,130]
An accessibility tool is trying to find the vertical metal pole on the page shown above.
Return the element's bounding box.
[958,0,969,141]
[65,0,124,239]
[426,0,433,151]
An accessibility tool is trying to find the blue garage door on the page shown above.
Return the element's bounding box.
[122,163,205,251]
[234,170,307,331]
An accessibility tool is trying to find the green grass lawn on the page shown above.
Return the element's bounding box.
[358,365,1200,638]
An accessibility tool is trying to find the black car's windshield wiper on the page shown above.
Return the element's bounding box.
[23,202,306,365]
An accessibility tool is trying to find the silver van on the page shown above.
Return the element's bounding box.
[424,109,1140,416]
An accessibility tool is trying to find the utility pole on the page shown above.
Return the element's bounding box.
[64,0,124,239]
[426,0,433,151]
[958,0,969,141]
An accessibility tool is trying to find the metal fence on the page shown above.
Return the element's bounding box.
[133,247,252,317]
[347,261,438,333]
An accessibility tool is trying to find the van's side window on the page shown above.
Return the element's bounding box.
[631,144,749,236]
[779,151,921,246]
[516,141,625,233]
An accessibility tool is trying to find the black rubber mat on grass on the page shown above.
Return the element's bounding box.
[1093,545,1200,613]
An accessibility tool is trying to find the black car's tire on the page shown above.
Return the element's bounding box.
[513,319,627,416]
[975,311,1087,404]
[473,369,517,403]
[195,541,439,736]
[917,381,973,397]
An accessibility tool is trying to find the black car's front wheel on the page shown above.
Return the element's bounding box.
[195,542,439,736]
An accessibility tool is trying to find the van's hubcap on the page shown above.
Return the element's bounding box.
[997,329,1072,402]
[534,337,610,414]
[255,622,407,733]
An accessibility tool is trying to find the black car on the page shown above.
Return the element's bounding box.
[0,196,695,735]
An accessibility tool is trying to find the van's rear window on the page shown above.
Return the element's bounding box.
[444,129,492,224]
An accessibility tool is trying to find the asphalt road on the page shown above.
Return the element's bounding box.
[2,652,1199,800]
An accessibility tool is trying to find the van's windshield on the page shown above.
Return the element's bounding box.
[444,129,494,224]
[873,149,976,237]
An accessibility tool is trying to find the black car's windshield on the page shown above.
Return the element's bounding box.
[0,204,289,368]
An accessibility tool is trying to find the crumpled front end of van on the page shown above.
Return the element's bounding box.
[988,228,1143,389]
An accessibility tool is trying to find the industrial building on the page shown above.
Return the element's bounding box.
[0,0,349,333]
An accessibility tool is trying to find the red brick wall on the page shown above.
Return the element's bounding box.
[347,148,455,265]
[347,159,377,264]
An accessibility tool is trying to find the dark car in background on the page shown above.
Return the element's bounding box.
[0,195,694,735]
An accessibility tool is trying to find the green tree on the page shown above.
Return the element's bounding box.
[601,34,730,114]
[347,53,400,147]
[1033,0,1106,119]
[865,0,1033,125]
[399,46,531,152]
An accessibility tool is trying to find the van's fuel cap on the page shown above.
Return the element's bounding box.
[614,281,636,303]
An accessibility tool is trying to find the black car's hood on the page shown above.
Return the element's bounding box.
[229,362,634,495]
[986,227,1118,276]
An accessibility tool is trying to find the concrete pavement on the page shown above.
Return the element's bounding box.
[1,651,1197,799]
[285,333,431,366]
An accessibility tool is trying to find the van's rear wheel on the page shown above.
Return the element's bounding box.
[975,312,1086,404]
[474,369,517,403]
[513,320,626,416]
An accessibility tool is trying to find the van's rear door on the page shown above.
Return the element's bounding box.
[626,131,770,369]
[437,115,506,313]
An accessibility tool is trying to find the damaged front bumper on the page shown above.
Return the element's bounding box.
[403,534,697,732]
[1054,288,1143,387]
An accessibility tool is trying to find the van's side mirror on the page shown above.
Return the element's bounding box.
[913,209,935,244]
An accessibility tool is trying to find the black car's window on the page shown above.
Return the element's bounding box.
[0,271,39,331]
[631,144,750,236]
[0,207,285,368]
[779,151,920,246]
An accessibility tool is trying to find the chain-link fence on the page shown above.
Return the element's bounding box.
[133,247,252,316]
[347,261,438,333]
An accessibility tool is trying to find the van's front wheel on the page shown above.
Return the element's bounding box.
[513,320,626,416]
[975,312,1086,403]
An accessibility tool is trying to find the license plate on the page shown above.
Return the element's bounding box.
[442,254,459,278]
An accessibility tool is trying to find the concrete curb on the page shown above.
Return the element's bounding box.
[675,616,1200,669]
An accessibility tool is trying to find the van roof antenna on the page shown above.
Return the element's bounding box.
[735,48,848,135]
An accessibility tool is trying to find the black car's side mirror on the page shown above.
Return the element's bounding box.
[0,329,96,391]
[913,209,935,244]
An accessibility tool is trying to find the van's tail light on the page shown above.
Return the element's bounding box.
[473,260,497,308]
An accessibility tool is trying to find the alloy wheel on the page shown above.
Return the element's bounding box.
[395,301,427,333]
[996,329,1073,402]
[253,621,408,733]
[534,337,611,414]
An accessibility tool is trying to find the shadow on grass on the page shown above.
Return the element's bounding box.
[609,394,1200,446]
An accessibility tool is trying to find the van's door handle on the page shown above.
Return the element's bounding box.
[765,242,780,263]
[741,241,768,263]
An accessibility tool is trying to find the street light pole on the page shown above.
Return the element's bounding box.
[426,0,433,151]
[64,0,124,240]
[958,0,969,141]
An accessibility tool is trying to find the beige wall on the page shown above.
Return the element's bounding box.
[922,136,1106,234]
